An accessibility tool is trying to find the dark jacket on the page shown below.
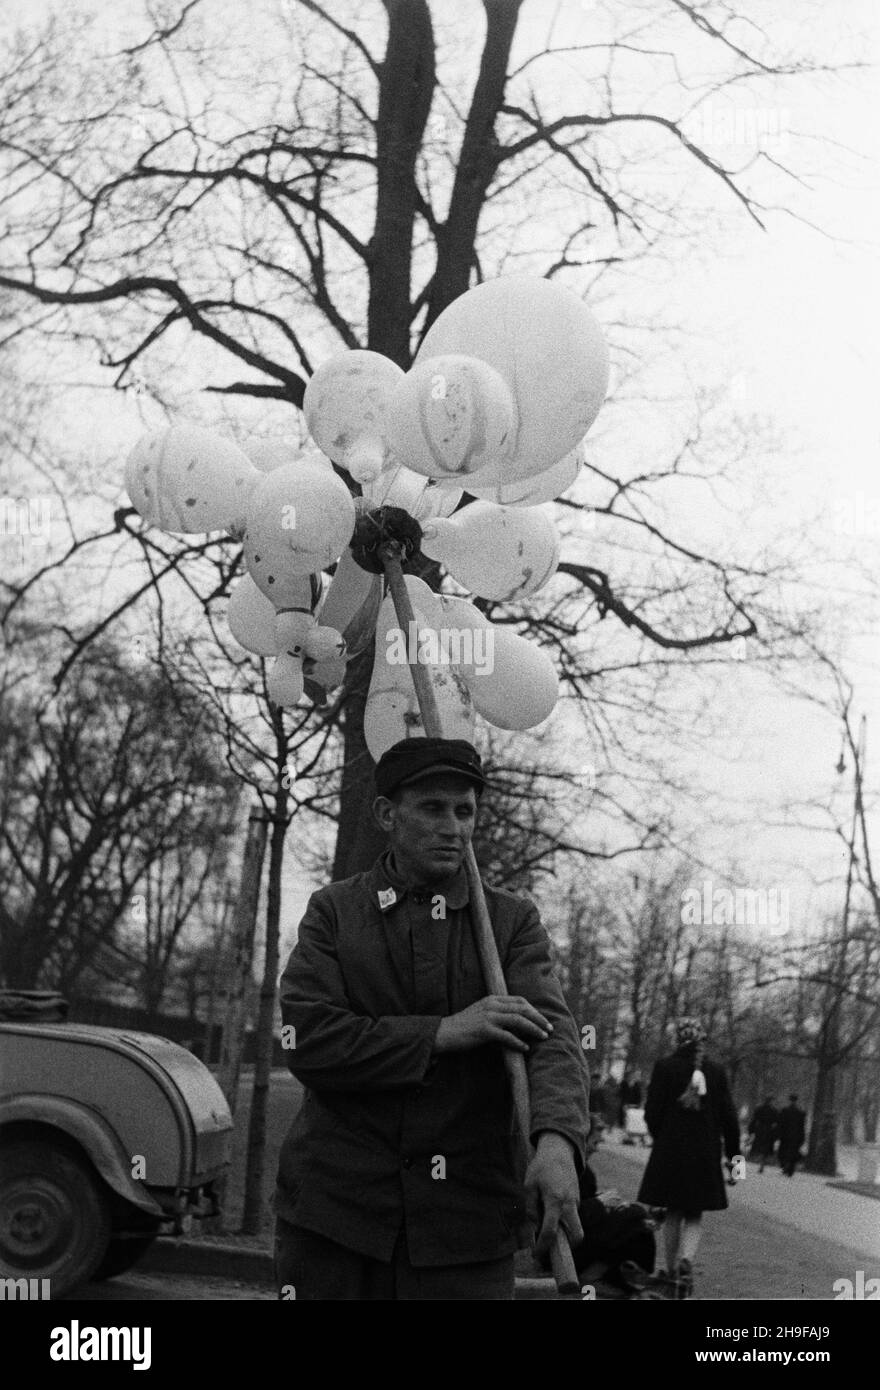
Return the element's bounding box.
[276,852,590,1267]
[748,1103,779,1154]
[637,1050,740,1213]
[777,1104,806,1156]
[620,1079,642,1108]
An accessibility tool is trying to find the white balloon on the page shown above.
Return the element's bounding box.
[465,627,558,730]
[227,574,279,656]
[275,610,317,657]
[385,354,515,481]
[364,579,475,759]
[318,548,380,636]
[361,458,463,520]
[307,551,383,695]
[249,441,332,475]
[466,444,584,506]
[416,276,608,483]
[437,594,492,681]
[304,350,404,483]
[124,425,259,534]
[306,625,347,662]
[243,461,356,604]
[421,501,560,601]
[268,653,304,707]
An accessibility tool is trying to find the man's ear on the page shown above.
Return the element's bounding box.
[373,795,396,832]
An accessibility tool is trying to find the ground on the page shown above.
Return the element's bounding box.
[590,1139,880,1301]
[63,1273,274,1301]
[74,1070,880,1300]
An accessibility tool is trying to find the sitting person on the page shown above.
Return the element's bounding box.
[538,1130,657,1297]
[571,1161,657,1296]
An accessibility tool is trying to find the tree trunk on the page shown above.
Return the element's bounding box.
[858,1058,880,1143]
[368,0,434,364]
[425,0,522,327]
[242,723,289,1234]
[840,1060,856,1145]
[216,806,269,1108]
[332,646,389,879]
[1,918,47,989]
[806,1056,838,1175]
[863,1082,880,1143]
[204,895,232,1065]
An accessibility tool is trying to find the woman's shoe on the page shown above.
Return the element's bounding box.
[618,1260,650,1294]
[649,1268,677,1298]
[676,1257,694,1299]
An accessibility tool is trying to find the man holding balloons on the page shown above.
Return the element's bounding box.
[122,272,612,1298]
[274,736,590,1301]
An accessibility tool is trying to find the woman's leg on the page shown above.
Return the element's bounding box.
[679,1215,702,1263]
[663,1211,682,1271]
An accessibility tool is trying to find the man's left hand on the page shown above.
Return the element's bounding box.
[524,1132,583,1257]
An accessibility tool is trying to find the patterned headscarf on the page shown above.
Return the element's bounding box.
[675,1018,708,1108]
[676,1017,707,1048]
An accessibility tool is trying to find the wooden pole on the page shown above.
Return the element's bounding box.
[382,547,580,1296]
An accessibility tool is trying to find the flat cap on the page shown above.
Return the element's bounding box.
[374,737,485,799]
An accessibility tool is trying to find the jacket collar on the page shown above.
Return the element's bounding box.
[369,850,469,912]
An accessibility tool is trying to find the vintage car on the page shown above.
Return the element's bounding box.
[0,995,233,1298]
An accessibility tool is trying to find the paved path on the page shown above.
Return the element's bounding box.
[593,1139,880,1300]
[63,1273,275,1301]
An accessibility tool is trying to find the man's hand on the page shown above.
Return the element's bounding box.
[433,995,553,1054]
[524,1132,583,1258]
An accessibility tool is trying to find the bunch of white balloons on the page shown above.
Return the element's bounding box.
[123,274,609,752]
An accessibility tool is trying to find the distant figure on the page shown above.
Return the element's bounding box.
[777,1095,807,1177]
[619,1071,642,1125]
[748,1097,779,1173]
[589,1071,608,1137]
[602,1075,621,1131]
[637,1018,742,1299]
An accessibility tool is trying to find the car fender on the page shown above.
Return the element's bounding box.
[0,1094,165,1218]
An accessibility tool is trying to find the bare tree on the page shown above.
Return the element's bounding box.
[0,0,836,881]
[0,628,239,993]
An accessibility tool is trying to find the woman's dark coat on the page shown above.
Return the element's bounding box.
[748,1103,779,1156]
[776,1104,806,1166]
[637,1050,741,1213]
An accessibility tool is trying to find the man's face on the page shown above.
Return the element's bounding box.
[373,773,478,884]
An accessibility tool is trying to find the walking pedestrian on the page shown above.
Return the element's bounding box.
[637,1018,742,1299]
[777,1094,807,1177]
[588,1071,607,1142]
[602,1074,621,1133]
[620,1072,643,1111]
[620,1071,647,1145]
[748,1096,779,1172]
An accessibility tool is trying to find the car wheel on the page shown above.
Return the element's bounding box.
[0,1140,112,1298]
[94,1231,159,1280]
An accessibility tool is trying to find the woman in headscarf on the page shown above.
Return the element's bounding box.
[637,1018,742,1298]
